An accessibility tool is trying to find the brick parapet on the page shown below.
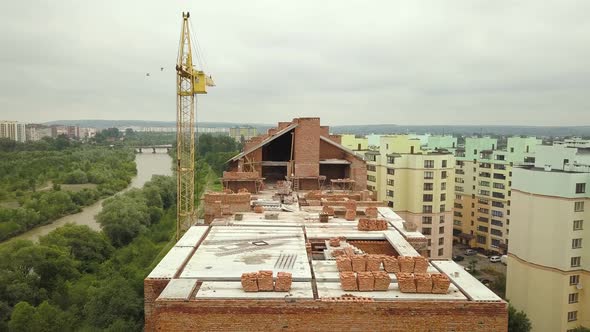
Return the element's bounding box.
[147,299,508,331]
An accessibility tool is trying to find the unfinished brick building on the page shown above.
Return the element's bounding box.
[223,117,367,192]
[145,185,508,331]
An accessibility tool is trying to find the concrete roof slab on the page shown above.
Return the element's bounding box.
[157,278,198,301]
[196,281,314,299]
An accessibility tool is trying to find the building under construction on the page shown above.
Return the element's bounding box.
[144,117,508,331]
[222,117,367,193]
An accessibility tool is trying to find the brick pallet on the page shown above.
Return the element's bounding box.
[257,270,274,291]
[431,273,451,294]
[366,255,383,271]
[357,272,375,291]
[415,273,433,293]
[336,256,353,272]
[398,256,415,273]
[383,256,400,273]
[241,272,259,292]
[373,271,391,291]
[275,272,292,292]
[351,255,367,272]
[413,256,429,273]
[340,272,358,291]
[397,273,417,293]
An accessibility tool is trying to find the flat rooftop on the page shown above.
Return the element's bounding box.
[147,188,502,304]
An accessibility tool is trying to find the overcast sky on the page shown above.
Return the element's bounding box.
[1,1,589,126]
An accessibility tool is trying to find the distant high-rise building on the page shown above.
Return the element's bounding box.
[507,138,590,331]
[80,127,97,140]
[25,124,52,141]
[452,136,540,255]
[51,125,80,139]
[340,134,369,154]
[365,135,456,258]
[229,127,257,143]
[0,121,26,142]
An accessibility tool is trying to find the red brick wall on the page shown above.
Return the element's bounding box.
[278,122,292,130]
[328,134,342,144]
[348,240,398,256]
[293,118,320,177]
[319,139,346,160]
[320,126,330,137]
[225,181,257,194]
[146,299,508,332]
[222,171,260,180]
[144,278,170,330]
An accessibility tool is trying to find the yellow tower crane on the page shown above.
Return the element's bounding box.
[176,12,215,241]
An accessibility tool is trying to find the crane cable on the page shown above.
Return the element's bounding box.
[187,17,207,217]
[188,19,209,74]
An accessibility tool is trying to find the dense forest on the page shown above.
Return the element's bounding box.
[0,175,179,331]
[0,137,137,241]
[0,131,233,331]
[0,158,216,331]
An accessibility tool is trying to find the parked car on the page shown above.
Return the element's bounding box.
[489,256,501,263]
[452,255,465,262]
[465,249,477,256]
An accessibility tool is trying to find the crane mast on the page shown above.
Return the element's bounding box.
[175,12,214,240]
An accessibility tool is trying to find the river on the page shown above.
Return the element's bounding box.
[11,152,173,243]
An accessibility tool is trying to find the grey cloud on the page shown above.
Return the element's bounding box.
[0,0,589,126]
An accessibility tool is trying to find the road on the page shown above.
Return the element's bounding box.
[452,244,506,282]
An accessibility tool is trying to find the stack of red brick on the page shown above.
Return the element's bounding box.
[322,205,335,216]
[388,256,428,273]
[337,254,391,291]
[329,237,340,247]
[357,218,388,231]
[395,272,450,294]
[336,254,450,294]
[364,206,378,218]
[240,271,293,292]
[344,200,357,221]
[339,271,391,291]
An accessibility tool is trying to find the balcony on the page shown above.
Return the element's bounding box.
[492,192,505,199]
[478,190,490,196]
[479,172,491,178]
[493,173,506,180]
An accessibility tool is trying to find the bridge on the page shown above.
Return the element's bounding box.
[133,144,173,153]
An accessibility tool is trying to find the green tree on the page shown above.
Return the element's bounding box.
[571,327,590,332]
[96,196,150,247]
[63,169,88,184]
[9,244,80,290]
[40,225,114,272]
[84,276,142,329]
[8,301,36,331]
[491,273,506,299]
[468,259,478,273]
[508,304,532,332]
[8,301,73,332]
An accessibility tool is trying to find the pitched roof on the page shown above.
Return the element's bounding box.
[228,123,298,162]
[320,136,364,161]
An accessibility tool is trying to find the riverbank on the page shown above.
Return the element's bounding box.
[5,153,172,243]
